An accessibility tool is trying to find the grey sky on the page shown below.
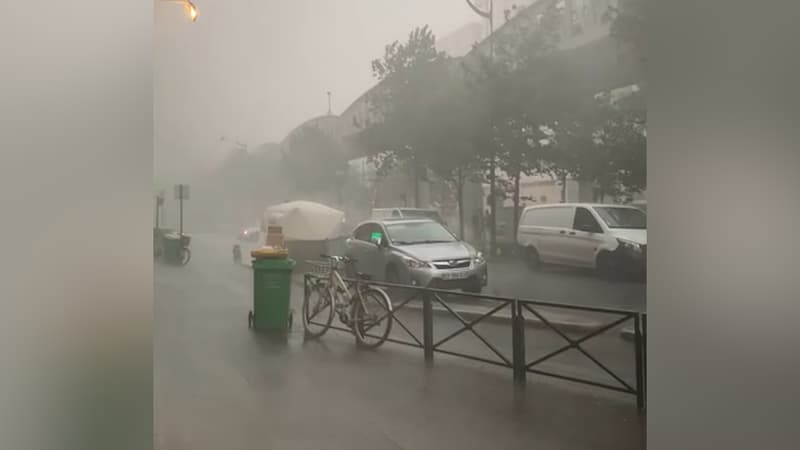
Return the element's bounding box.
[155,0,482,180]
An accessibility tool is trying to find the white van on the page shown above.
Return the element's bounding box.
[516,203,646,277]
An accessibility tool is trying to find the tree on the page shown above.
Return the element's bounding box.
[358,26,451,207]
[462,3,563,244]
[581,91,647,201]
[607,0,646,65]
[424,73,484,239]
[281,125,348,200]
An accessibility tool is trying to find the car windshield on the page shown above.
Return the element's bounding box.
[594,207,647,229]
[385,221,456,245]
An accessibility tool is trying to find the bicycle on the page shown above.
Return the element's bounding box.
[302,255,393,349]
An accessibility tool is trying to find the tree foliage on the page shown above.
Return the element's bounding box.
[357,1,647,242]
[282,125,348,194]
[607,0,646,65]
[360,26,451,170]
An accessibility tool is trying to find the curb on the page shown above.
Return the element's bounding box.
[400,302,603,334]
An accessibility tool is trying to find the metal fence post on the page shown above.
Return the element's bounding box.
[642,314,647,408]
[512,300,527,385]
[423,292,434,366]
[634,314,645,411]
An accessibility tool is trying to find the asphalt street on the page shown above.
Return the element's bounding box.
[154,233,645,449]
[225,232,646,312]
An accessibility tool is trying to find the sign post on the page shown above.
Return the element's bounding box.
[174,184,190,236]
[155,190,165,228]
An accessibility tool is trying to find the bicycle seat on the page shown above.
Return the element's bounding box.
[356,272,371,280]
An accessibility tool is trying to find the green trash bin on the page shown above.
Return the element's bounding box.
[249,257,296,332]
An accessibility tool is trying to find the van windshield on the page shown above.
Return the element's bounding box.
[594,207,647,229]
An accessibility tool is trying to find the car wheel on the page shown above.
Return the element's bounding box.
[525,246,541,271]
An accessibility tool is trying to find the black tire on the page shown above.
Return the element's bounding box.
[353,287,393,349]
[302,281,335,339]
[596,252,619,281]
[180,248,191,266]
[525,246,542,270]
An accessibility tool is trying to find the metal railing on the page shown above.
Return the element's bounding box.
[303,274,647,411]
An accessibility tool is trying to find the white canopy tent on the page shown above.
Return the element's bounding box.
[262,201,346,241]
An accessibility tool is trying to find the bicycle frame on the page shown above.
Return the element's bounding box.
[320,260,362,315]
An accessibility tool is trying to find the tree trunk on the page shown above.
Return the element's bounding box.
[413,159,421,208]
[456,167,465,240]
[488,157,497,256]
[512,167,521,239]
[560,173,568,203]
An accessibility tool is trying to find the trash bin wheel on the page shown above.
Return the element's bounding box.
[180,248,191,266]
[248,310,253,329]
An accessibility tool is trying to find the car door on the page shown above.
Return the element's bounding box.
[371,223,393,279]
[347,223,383,278]
[563,206,606,267]
[542,206,576,264]
[517,208,544,253]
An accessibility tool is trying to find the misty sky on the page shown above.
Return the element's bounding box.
[155,0,485,181]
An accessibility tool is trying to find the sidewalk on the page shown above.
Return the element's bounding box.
[157,245,645,450]
[157,280,645,450]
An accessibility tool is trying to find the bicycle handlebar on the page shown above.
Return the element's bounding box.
[320,254,357,264]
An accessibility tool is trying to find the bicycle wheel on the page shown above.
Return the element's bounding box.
[302,279,335,339]
[353,287,393,349]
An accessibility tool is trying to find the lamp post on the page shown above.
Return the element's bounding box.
[466,0,498,256]
[326,91,332,115]
[160,0,199,23]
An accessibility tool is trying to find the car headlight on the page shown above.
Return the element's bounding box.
[617,239,642,253]
[473,251,485,264]
[403,256,429,269]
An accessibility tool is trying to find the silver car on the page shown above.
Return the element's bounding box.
[345,218,488,293]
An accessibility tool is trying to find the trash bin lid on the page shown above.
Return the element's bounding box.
[252,257,296,270]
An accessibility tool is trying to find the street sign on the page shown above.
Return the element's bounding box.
[174,184,190,200]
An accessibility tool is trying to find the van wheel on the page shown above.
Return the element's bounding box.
[525,247,541,271]
[596,252,618,281]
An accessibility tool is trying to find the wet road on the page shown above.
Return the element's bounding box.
[224,233,646,311]
[155,233,645,450]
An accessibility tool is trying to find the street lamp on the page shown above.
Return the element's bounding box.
[466,0,499,256]
[161,0,199,23]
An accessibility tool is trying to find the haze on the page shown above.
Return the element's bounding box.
[155,0,483,183]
